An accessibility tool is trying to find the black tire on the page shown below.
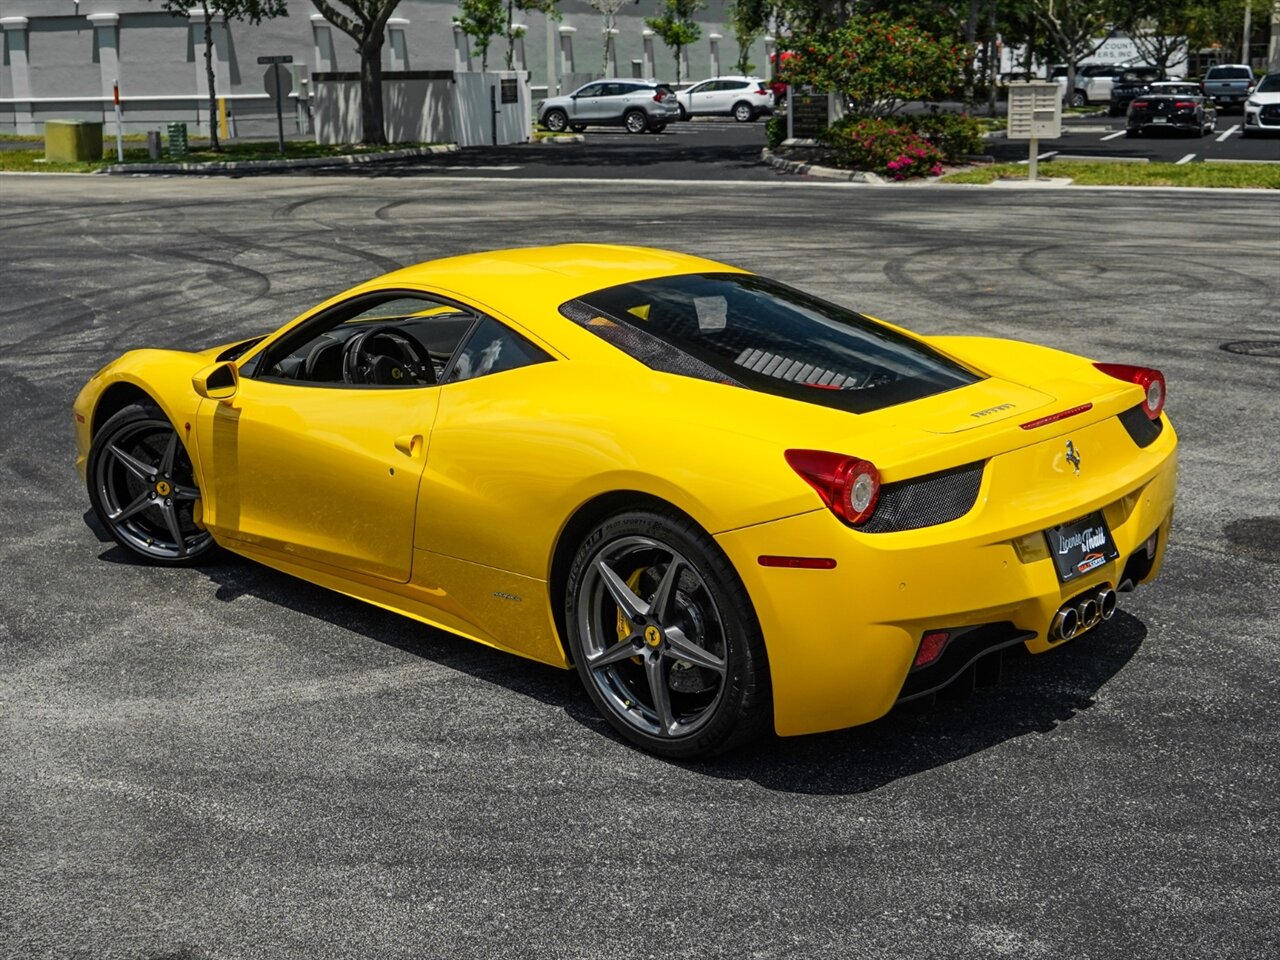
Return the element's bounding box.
[564,508,772,759]
[569,124,587,133]
[87,401,217,566]
[649,121,667,134]
[1069,91,1087,108]
[543,109,569,133]
[677,104,689,121]
[1240,127,1253,139]
[732,101,755,122]
[1125,128,1140,138]
[624,110,648,134]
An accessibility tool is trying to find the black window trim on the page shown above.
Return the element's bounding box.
[251,287,484,391]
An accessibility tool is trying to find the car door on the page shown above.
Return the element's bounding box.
[195,291,476,583]
[684,80,712,115]
[715,80,749,112]
[570,83,606,122]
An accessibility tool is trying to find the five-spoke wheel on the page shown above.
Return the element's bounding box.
[566,510,770,758]
[88,403,214,565]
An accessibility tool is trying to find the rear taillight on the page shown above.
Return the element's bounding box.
[785,449,881,526]
[653,92,663,102]
[1131,100,1148,109]
[1174,100,1196,109]
[1094,363,1166,420]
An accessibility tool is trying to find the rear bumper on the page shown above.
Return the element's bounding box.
[716,415,1178,737]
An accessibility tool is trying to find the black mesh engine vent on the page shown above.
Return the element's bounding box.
[861,461,986,534]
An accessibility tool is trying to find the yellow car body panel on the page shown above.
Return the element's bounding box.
[73,244,1179,739]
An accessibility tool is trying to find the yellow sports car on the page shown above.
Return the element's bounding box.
[74,245,1177,758]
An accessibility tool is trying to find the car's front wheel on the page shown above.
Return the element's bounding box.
[733,101,755,122]
[1069,91,1087,108]
[565,509,771,759]
[543,109,569,133]
[88,402,215,565]
[624,110,648,134]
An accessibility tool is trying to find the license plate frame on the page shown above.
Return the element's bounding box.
[1044,511,1120,583]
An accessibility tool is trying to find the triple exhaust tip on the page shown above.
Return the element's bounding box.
[1051,586,1118,641]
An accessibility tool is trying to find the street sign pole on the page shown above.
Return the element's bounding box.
[273,63,285,155]
[258,55,294,156]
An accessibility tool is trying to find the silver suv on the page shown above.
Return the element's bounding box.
[538,80,680,134]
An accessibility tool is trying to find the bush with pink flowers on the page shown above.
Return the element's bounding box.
[819,118,945,180]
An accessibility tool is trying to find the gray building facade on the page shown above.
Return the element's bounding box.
[0,0,776,135]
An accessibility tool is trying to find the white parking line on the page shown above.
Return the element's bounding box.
[1017,150,1059,165]
[1175,153,1196,165]
[1100,131,1128,141]
[1216,125,1240,142]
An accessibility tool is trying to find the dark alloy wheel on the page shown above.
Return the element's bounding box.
[565,509,771,758]
[1069,91,1088,108]
[624,110,648,134]
[543,109,569,133]
[733,101,755,122]
[88,402,215,565]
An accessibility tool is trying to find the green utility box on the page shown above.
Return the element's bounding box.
[167,122,189,158]
[44,120,104,163]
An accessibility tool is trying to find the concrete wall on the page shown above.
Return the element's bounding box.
[0,1,771,134]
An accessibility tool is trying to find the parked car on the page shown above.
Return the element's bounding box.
[1201,64,1256,111]
[1126,82,1217,137]
[1242,72,1280,136]
[1108,67,1167,116]
[675,76,774,122]
[538,80,680,134]
[1053,63,1137,106]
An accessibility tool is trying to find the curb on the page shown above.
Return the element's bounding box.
[532,134,585,144]
[100,143,458,175]
[761,148,886,184]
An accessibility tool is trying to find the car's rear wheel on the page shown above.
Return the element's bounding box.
[1069,91,1087,108]
[624,110,648,134]
[733,101,755,122]
[543,109,569,133]
[565,509,771,759]
[677,104,689,121]
[88,402,215,565]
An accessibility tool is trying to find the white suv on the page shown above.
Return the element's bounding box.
[675,77,775,122]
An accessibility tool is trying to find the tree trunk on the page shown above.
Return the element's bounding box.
[202,1,220,151]
[506,1,515,70]
[963,0,980,105]
[360,34,386,144]
[986,0,998,117]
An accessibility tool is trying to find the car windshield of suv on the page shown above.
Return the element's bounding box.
[1255,74,1280,93]
[564,273,982,414]
[1208,67,1252,79]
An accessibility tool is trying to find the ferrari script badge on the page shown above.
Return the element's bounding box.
[1065,440,1081,476]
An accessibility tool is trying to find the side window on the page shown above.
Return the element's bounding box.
[447,316,551,383]
[726,81,749,91]
[577,83,604,98]
[256,292,478,388]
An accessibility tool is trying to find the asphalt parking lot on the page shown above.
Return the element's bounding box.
[2,176,1278,960]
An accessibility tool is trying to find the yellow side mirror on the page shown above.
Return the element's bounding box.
[192,361,239,401]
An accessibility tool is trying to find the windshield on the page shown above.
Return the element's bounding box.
[1256,74,1280,93]
[564,273,982,414]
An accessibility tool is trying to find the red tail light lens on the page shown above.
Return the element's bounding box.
[914,631,950,668]
[1174,100,1196,109]
[785,449,881,526]
[1094,363,1166,420]
[1131,100,1148,109]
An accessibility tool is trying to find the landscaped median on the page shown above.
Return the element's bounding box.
[941,161,1280,189]
[0,140,455,175]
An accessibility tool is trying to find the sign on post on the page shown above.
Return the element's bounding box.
[1006,82,1061,181]
[258,55,294,155]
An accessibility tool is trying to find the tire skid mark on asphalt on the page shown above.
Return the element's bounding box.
[4,663,443,724]
[17,771,270,831]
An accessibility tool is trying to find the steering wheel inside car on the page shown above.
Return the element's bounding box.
[341,325,436,386]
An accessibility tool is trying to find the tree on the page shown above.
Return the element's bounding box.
[458,0,506,71]
[727,1,766,74]
[310,1,405,145]
[781,14,965,116]
[646,0,705,85]
[503,0,558,71]
[587,0,629,76]
[1029,1,1117,100]
[153,1,288,152]
[1187,0,1270,66]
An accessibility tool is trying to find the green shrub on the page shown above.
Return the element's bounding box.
[819,117,944,179]
[765,113,787,149]
[909,112,984,160]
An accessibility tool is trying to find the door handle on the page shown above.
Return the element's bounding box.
[394,434,422,458]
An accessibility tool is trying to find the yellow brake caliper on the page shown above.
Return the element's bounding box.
[616,568,648,652]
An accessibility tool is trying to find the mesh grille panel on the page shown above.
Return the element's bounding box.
[1117,404,1163,448]
[861,461,985,534]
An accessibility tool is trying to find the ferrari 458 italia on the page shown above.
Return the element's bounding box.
[75,245,1177,757]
